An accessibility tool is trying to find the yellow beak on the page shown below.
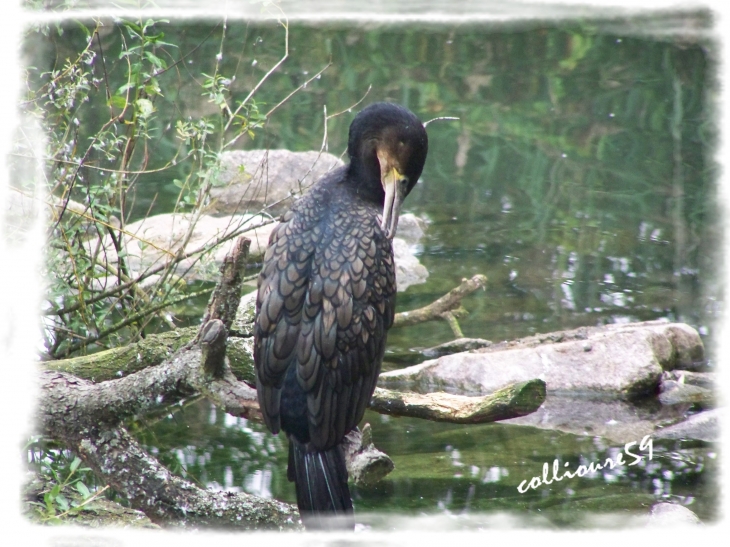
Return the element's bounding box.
[380,166,408,239]
[378,151,408,239]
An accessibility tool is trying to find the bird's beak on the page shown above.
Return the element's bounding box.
[378,150,408,239]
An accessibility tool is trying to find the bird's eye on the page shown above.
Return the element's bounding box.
[398,141,405,147]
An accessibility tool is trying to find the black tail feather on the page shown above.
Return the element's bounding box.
[288,437,354,531]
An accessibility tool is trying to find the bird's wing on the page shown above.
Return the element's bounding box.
[301,206,396,450]
[254,208,314,434]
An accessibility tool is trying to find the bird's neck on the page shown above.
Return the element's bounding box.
[346,158,385,206]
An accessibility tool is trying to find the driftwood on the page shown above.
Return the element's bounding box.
[35,236,388,529]
[370,379,546,423]
[34,237,386,529]
[44,275,491,384]
[36,238,300,528]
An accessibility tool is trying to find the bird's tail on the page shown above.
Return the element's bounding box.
[288,437,354,530]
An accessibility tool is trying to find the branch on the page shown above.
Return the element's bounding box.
[393,274,487,328]
[341,424,394,486]
[39,370,298,529]
[370,380,546,424]
[224,11,289,133]
[199,236,251,377]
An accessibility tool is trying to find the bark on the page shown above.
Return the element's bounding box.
[44,275,491,385]
[42,326,197,382]
[39,370,298,529]
[36,237,300,529]
[341,424,394,486]
[199,237,250,378]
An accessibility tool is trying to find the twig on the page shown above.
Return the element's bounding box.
[50,485,111,522]
[224,9,289,133]
[264,61,332,120]
[423,116,460,127]
[46,216,273,318]
[60,288,212,356]
[441,310,465,338]
[393,274,487,328]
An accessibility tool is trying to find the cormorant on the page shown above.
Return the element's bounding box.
[254,102,428,530]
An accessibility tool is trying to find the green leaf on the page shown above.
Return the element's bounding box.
[55,494,69,511]
[122,21,142,34]
[69,457,81,473]
[117,82,134,96]
[75,481,91,499]
[43,491,55,511]
[144,51,166,70]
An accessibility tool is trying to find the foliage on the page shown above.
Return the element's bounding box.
[22,12,290,359]
[25,437,105,523]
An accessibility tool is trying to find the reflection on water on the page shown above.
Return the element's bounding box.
[136,399,718,527]
[36,11,718,526]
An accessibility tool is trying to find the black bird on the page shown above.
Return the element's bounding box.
[253,102,428,530]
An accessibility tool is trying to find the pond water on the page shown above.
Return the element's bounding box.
[39,12,719,528]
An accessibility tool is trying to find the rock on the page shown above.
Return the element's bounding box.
[90,211,428,290]
[208,149,344,216]
[378,321,704,399]
[647,502,701,526]
[658,379,713,406]
[501,395,672,444]
[665,370,716,390]
[86,212,276,283]
[654,409,720,442]
[79,148,430,289]
[394,213,427,246]
[657,323,706,371]
[392,237,428,291]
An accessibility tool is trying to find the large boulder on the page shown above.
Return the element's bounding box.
[653,408,720,442]
[207,149,344,216]
[378,320,705,399]
[85,148,430,289]
[90,212,428,291]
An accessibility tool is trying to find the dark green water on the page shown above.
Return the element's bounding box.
[39,16,718,527]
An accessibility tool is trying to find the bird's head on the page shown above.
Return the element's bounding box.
[347,102,428,239]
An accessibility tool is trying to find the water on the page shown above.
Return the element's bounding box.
[33,14,718,527]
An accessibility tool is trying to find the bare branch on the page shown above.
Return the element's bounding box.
[393,274,487,328]
[264,61,332,120]
[225,11,289,133]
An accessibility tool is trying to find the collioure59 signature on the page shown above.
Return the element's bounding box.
[517,435,654,493]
